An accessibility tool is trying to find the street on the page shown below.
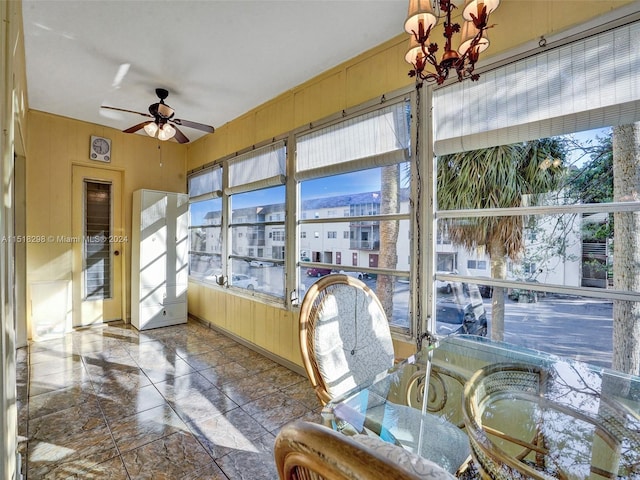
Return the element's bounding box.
[386,279,615,368]
[486,295,614,368]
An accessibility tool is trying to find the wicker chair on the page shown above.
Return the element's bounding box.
[274,420,457,480]
[298,274,471,475]
[299,274,395,405]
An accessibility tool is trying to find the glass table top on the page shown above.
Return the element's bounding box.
[322,335,640,479]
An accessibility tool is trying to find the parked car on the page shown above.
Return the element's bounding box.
[339,270,368,280]
[307,268,332,277]
[250,260,274,267]
[478,283,493,298]
[230,273,258,290]
[508,279,543,303]
[435,271,456,293]
[435,282,488,337]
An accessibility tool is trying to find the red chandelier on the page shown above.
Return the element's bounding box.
[404,0,500,86]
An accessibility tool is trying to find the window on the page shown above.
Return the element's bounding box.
[227,141,286,297]
[272,246,285,260]
[467,260,487,270]
[432,20,640,370]
[300,231,307,239]
[188,167,222,284]
[296,99,412,330]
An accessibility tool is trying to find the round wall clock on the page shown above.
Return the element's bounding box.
[90,135,111,162]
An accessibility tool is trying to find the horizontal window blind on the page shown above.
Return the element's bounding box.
[296,101,410,181]
[434,20,640,155]
[295,150,409,182]
[188,167,222,198]
[226,141,286,195]
[225,175,286,195]
[189,191,222,203]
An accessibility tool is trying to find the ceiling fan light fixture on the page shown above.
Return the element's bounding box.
[158,123,176,141]
[144,122,159,137]
[157,103,174,119]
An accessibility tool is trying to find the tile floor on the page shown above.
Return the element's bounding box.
[16,319,322,479]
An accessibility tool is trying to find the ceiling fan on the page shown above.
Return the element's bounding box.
[101,88,214,144]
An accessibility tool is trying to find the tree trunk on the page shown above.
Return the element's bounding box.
[377,165,400,321]
[489,237,508,341]
[612,123,640,376]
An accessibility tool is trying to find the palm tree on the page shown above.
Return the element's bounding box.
[612,123,640,376]
[436,139,566,340]
[376,103,411,324]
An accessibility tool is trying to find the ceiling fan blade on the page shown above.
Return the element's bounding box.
[172,117,214,133]
[101,105,153,118]
[171,125,189,144]
[123,121,153,134]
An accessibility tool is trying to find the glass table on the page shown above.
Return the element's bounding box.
[322,335,640,479]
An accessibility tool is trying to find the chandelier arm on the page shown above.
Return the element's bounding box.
[420,50,446,84]
[441,0,455,54]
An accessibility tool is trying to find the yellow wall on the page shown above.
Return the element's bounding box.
[25,111,186,336]
[188,284,301,365]
[185,1,636,368]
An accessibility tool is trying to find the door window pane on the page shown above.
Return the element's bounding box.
[84,181,111,299]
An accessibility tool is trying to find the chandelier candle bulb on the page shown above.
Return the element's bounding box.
[405,0,438,35]
[463,0,500,22]
[405,35,426,65]
[458,20,490,55]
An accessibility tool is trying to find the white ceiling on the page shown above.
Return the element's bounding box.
[22,0,407,143]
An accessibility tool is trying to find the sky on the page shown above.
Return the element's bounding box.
[190,167,393,224]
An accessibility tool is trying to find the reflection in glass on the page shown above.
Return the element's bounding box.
[231,258,284,298]
[434,282,487,338]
